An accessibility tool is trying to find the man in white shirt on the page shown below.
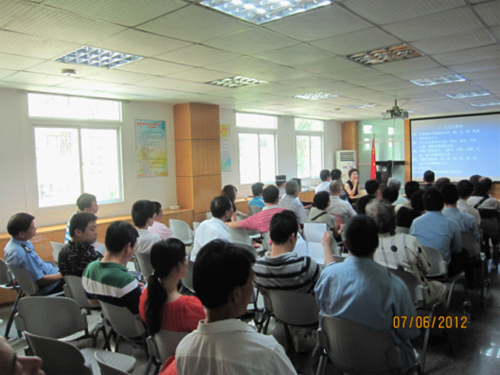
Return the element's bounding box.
[148,201,176,240]
[175,240,297,375]
[191,196,233,261]
[132,200,161,254]
[327,180,357,219]
[315,169,331,195]
[278,180,307,225]
[457,180,481,226]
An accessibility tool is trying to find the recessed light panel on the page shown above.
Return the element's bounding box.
[208,76,268,88]
[56,46,143,68]
[200,0,332,24]
[294,92,338,100]
[446,90,490,99]
[344,104,376,109]
[470,102,500,107]
[347,44,422,66]
[410,74,466,86]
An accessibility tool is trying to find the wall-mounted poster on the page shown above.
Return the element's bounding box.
[135,119,168,177]
[220,124,231,172]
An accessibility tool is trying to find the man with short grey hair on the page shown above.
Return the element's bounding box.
[388,177,407,206]
[278,180,307,225]
[326,180,357,219]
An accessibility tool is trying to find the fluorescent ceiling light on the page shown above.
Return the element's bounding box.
[294,92,338,100]
[470,102,500,107]
[200,0,331,24]
[208,76,268,88]
[56,46,143,68]
[344,104,376,109]
[347,44,422,66]
[410,74,465,86]
[446,90,490,99]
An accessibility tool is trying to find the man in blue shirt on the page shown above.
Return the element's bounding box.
[248,182,265,209]
[4,213,63,295]
[315,215,420,373]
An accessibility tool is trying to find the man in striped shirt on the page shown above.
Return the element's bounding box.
[227,185,285,233]
[83,221,142,315]
[253,211,333,293]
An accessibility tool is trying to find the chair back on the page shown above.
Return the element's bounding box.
[50,241,64,264]
[461,232,480,257]
[333,255,347,263]
[169,219,193,245]
[135,252,154,279]
[99,301,146,339]
[248,205,263,216]
[317,316,402,374]
[388,268,426,307]
[95,352,131,375]
[233,241,258,257]
[148,330,189,363]
[15,296,87,338]
[265,289,319,327]
[181,260,195,293]
[25,332,93,375]
[193,221,201,231]
[262,232,271,251]
[8,265,40,295]
[228,227,252,244]
[395,226,410,234]
[0,258,15,286]
[421,245,448,277]
[206,212,213,220]
[63,275,99,310]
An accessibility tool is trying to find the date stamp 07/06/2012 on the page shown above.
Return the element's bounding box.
[393,315,468,329]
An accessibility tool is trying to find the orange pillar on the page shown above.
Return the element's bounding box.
[341,121,359,166]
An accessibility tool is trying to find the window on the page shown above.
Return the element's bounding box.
[30,94,123,208]
[295,118,323,178]
[236,113,277,185]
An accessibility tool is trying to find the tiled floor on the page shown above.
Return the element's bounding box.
[2,269,500,375]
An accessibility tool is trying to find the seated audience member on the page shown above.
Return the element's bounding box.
[309,191,343,237]
[435,177,451,191]
[331,168,348,201]
[355,194,376,215]
[276,175,287,199]
[382,185,399,204]
[132,200,161,254]
[327,180,357,219]
[191,196,233,261]
[278,179,307,225]
[227,185,285,233]
[387,177,407,206]
[395,181,421,213]
[64,193,99,243]
[254,210,333,293]
[248,182,265,209]
[315,215,420,373]
[4,213,63,295]
[344,168,359,198]
[366,200,447,304]
[456,180,481,226]
[0,337,44,375]
[221,185,246,218]
[292,178,312,209]
[442,183,481,243]
[148,201,175,240]
[139,238,205,335]
[83,221,142,314]
[174,240,297,375]
[365,179,382,199]
[470,174,481,196]
[397,189,425,229]
[315,169,331,195]
[422,170,435,191]
[410,188,467,277]
[58,212,102,277]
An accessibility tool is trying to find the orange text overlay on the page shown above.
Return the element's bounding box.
[393,316,468,329]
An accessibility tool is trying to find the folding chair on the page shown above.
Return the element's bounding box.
[316,315,421,375]
[396,226,410,234]
[135,251,154,280]
[0,259,21,338]
[228,227,253,245]
[248,205,263,216]
[169,219,194,246]
[180,259,195,295]
[461,232,488,307]
[145,330,189,375]
[95,351,136,375]
[233,240,258,257]
[63,275,101,312]
[50,241,64,264]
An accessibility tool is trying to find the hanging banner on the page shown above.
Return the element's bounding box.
[220,124,232,172]
[135,119,168,177]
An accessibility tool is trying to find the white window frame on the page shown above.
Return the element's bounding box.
[295,118,324,179]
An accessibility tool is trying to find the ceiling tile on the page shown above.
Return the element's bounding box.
[85,69,156,84]
[391,67,455,80]
[294,57,361,74]
[2,71,73,85]
[0,68,16,80]
[55,79,124,91]
[431,44,500,66]
[205,57,284,76]
[156,45,240,67]
[138,5,251,43]
[204,27,299,55]
[264,5,371,42]
[136,76,227,94]
[471,76,500,90]
[0,52,45,70]
[96,29,192,58]
[472,1,500,26]
[461,68,500,80]
[323,67,384,80]
[115,58,192,76]
[278,74,338,88]
[372,56,440,73]
[0,0,36,28]
[382,7,484,42]
[257,66,310,82]
[311,28,401,55]
[5,7,126,45]
[26,61,103,77]
[0,30,81,60]
[343,0,465,25]
[492,25,500,39]
[255,45,333,66]
[348,74,403,86]
[411,28,495,55]
[431,81,483,94]
[167,68,229,82]
[448,57,500,73]
[45,0,186,27]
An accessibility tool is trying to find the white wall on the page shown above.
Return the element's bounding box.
[0,88,177,228]
[220,108,342,197]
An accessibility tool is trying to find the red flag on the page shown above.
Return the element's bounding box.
[370,137,376,179]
